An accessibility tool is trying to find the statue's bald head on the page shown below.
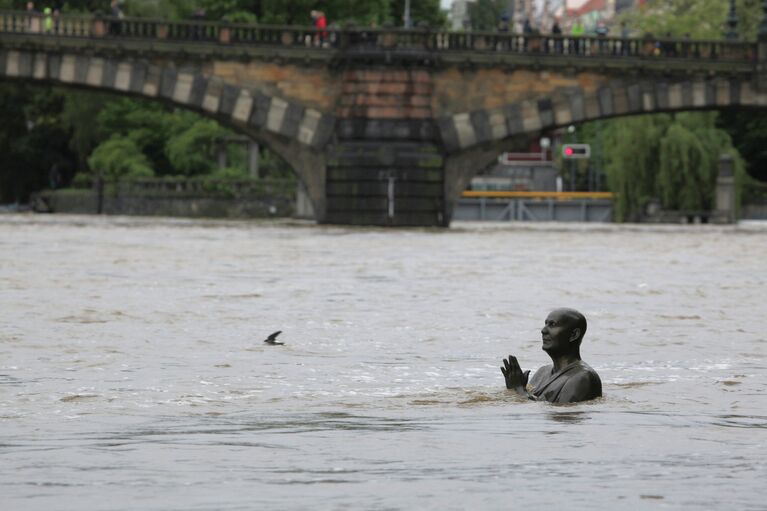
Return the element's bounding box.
[551,308,587,344]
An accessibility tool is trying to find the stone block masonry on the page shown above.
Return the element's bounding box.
[326,68,445,226]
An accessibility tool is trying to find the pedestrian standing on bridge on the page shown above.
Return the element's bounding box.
[571,18,584,55]
[311,10,327,47]
[551,18,563,54]
[109,0,123,36]
[26,2,41,33]
[522,18,533,52]
[52,1,62,33]
[595,20,608,54]
[42,6,53,33]
[620,21,630,55]
[496,13,510,51]
[191,6,206,40]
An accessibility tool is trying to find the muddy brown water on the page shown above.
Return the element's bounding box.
[1,215,765,510]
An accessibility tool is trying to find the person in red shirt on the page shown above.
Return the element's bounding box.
[311,10,327,46]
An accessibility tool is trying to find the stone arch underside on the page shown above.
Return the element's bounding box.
[438,75,767,214]
[0,48,336,219]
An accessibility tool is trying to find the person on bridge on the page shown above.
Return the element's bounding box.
[26,2,40,33]
[42,6,53,33]
[570,19,585,55]
[551,18,563,54]
[109,0,123,36]
[311,10,327,47]
[500,308,602,403]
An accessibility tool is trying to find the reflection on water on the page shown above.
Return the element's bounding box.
[547,411,590,424]
[1,215,766,509]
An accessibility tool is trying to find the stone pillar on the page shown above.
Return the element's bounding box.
[715,154,736,224]
[248,141,260,178]
[295,183,315,219]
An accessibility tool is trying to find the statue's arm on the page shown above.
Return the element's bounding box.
[500,355,532,399]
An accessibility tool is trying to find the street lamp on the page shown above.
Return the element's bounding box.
[566,126,577,191]
[726,0,738,40]
[404,0,411,28]
[540,136,551,160]
[761,0,767,40]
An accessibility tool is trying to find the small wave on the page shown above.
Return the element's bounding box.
[55,315,109,324]
[60,394,99,402]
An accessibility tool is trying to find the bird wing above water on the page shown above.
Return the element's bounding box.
[264,330,284,345]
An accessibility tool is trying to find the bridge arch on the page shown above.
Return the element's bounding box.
[0,47,337,219]
[439,74,767,212]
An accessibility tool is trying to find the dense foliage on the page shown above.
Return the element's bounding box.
[576,0,764,220]
[582,114,744,221]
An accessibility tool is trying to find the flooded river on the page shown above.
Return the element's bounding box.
[1,215,765,510]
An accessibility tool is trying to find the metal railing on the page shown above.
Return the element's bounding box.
[0,10,756,63]
[462,191,614,200]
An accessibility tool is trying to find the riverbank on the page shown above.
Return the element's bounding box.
[30,177,299,219]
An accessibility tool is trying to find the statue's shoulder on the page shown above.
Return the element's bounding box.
[574,361,601,383]
[560,361,602,402]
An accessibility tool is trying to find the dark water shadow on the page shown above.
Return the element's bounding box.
[546,411,590,424]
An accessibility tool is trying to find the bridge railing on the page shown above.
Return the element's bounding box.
[0,10,755,63]
[0,10,92,36]
[434,30,754,62]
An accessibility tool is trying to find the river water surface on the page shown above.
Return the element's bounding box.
[1,215,765,510]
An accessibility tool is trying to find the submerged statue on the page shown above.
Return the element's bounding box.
[501,308,602,403]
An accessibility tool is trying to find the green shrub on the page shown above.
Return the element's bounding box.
[88,137,154,181]
[165,119,228,176]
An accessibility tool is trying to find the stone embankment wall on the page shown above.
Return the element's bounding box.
[36,180,296,219]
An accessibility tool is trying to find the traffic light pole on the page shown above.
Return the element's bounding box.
[570,132,577,191]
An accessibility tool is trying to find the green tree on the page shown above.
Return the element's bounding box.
[591,113,743,220]
[96,98,178,174]
[467,0,506,31]
[60,91,112,173]
[88,136,154,180]
[164,118,229,176]
[600,115,669,221]
[620,0,762,39]
[388,0,446,28]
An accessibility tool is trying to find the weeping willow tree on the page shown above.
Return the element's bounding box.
[599,113,744,221]
[602,115,669,221]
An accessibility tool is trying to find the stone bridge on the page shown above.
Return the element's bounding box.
[2,10,766,226]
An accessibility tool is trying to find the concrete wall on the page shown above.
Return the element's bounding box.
[42,188,295,219]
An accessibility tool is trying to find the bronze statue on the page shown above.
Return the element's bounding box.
[501,308,601,403]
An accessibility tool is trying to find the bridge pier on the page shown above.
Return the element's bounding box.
[323,68,446,226]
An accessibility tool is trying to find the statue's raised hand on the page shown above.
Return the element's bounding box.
[501,355,530,396]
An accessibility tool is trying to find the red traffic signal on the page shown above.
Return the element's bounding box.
[562,144,591,159]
